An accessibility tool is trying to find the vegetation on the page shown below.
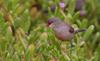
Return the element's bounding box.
[0,0,100,61]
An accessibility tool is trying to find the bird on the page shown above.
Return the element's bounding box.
[47,17,86,41]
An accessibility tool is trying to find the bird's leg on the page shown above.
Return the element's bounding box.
[70,39,75,48]
[69,39,75,61]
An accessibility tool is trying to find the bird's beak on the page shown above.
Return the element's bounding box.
[47,23,53,28]
[47,23,50,27]
[47,22,53,27]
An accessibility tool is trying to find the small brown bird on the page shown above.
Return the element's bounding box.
[48,17,86,41]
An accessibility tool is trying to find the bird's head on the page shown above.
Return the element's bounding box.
[47,17,62,27]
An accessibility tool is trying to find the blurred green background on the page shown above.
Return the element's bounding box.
[0,0,100,61]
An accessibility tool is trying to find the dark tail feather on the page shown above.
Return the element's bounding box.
[75,29,86,34]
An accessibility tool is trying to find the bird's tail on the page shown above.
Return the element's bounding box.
[75,29,86,34]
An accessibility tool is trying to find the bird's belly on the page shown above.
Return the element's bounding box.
[54,30,74,41]
[53,25,74,41]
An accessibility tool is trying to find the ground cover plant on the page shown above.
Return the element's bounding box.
[0,0,100,61]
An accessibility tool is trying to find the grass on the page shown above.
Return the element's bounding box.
[0,0,100,61]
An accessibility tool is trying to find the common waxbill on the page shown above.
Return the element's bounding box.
[48,17,86,41]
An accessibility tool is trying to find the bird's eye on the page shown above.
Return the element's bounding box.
[69,28,74,33]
